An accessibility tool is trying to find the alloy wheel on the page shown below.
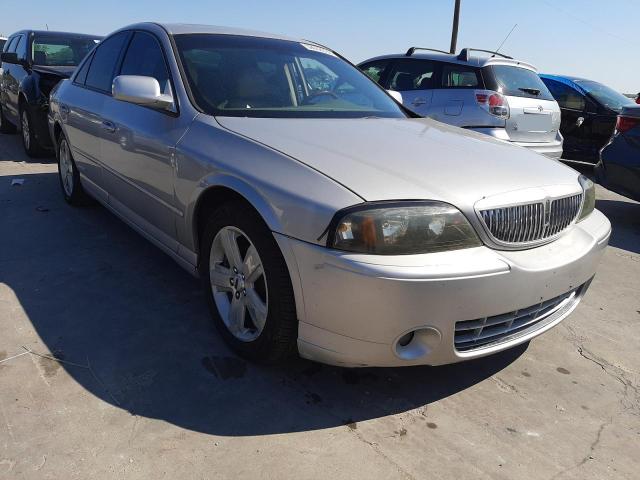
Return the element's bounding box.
[209,226,269,342]
[21,111,30,150]
[59,139,74,196]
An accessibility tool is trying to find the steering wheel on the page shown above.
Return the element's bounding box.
[302,90,339,105]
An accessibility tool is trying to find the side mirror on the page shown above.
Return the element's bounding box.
[112,75,174,111]
[387,90,403,103]
[1,52,19,64]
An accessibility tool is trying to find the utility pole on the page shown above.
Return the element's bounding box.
[449,0,461,54]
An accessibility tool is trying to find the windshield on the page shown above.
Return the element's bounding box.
[174,34,406,118]
[575,80,634,112]
[484,65,554,101]
[32,34,100,67]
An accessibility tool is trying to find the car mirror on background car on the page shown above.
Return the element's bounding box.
[0,52,19,64]
[112,75,174,111]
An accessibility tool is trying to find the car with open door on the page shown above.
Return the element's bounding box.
[540,75,635,164]
[359,48,563,159]
[48,23,609,367]
[0,30,100,156]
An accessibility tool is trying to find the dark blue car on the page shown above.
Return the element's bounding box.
[540,75,635,163]
[595,106,640,202]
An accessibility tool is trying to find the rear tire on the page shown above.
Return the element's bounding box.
[20,106,46,157]
[0,103,16,134]
[57,133,89,205]
[198,201,298,362]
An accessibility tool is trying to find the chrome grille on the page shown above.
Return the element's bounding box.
[454,286,582,352]
[480,193,583,245]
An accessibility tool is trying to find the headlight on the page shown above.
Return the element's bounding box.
[328,201,481,255]
[578,175,595,221]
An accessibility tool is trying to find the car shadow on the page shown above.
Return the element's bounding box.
[595,198,640,254]
[0,171,527,436]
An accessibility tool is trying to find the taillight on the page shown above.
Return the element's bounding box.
[616,115,640,134]
[475,90,509,118]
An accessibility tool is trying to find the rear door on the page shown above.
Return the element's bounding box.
[99,30,187,241]
[484,65,560,143]
[62,31,130,192]
[3,34,29,123]
[431,62,484,126]
[384,58,436,116]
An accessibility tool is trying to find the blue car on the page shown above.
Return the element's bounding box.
[595,106,640,202]
[540,74,635,163]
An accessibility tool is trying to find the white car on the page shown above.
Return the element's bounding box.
[360,47,564,159]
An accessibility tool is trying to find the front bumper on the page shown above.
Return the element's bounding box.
[470,127,564,159]
[275,210,610,367]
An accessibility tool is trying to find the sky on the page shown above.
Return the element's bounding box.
[1,0,638,93]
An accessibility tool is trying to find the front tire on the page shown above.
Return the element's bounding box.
[20,106,46,157]
[57,133,88,205]
[199,202,298,362]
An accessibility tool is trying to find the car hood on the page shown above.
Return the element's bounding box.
[215,116,581,207]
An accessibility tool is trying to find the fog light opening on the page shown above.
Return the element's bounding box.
[394,327,442,361]
[398,331,414,347]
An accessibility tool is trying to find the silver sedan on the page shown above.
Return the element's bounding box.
[48,23,611,367]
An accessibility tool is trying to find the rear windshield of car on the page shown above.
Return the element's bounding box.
[483,65,554,101]
[32,34,100,67]
[174,34,406,119]
[574,80,634,112]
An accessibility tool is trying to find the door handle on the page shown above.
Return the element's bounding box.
[412,97,427,106]
[101,120,116,133]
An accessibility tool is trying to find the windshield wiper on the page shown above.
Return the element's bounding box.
[519,87,541,96]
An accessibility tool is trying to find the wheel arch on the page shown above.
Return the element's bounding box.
[188,175,283,260]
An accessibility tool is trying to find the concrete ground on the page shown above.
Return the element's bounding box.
[0,132,638,480]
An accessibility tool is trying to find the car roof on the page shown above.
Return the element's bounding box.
[8,29,101,38]
[539,74,599,95]
[133,22,301,43]
[360,51,538,71]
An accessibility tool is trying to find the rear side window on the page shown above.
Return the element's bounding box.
[74,51,94,85]
[120,32,170,93]
[484,65,554,100]
[543,79,585,110]
[359,59,391,84]
[85,31,129,93]
[441,64,479,88]
[387,59,436,91]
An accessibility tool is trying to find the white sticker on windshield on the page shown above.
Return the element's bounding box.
[300,43,336,57]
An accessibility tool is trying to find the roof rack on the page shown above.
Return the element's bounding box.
[457,48,513,61]
[405,47,450,57]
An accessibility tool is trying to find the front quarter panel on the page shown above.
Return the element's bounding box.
[174,114,364,251]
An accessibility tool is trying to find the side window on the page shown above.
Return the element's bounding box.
[6,36,18,53]
[387,59,436,91]
[15,35,27,61]
[441,64,479,88]
[119,32,170,93]
[74,51,94,85]
[544,79,585,111]
[359,60,391,85]
[85,31,129,93]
